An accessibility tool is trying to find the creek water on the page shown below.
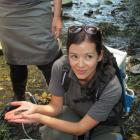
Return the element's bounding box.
[62,0,140,52]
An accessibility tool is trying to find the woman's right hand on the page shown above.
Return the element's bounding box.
[4,101,37,121]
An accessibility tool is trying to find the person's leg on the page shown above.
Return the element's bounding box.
[37,50,63,85]
[39,106,80,140]
[90,125,123,140]
[91,132,123,140]
[9,65,28,101]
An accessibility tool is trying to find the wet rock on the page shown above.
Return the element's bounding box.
[128,55,140,62]
[84,10,93,17]
[98,22,119,35]
[62,13,75,20]
[62,0,73,7]
[129,64,140,74]
[84,9,102,18]
[111,5,127,17]
[128,46,140,56]
[104,0,113,5]
[94,9,102,15]
[126,17,139,27]
[134,56,140,62]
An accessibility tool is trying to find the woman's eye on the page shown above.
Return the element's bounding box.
[70,55,78,60]
[86,55,93,60]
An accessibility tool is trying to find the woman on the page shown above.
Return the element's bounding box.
[0,0,62,101]
[5,25,123,140]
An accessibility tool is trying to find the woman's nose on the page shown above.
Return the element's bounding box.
[78,58,85,67]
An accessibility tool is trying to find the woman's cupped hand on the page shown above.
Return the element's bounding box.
[4,101,39,124]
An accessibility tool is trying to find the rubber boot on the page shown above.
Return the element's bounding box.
[10,65,28,101]
[12,80,26,101]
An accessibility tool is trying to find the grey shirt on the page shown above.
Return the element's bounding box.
[48,56,122,122]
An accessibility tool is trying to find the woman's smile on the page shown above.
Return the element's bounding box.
[76,69,87,75]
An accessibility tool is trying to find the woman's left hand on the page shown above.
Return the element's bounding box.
[5,101,37,122]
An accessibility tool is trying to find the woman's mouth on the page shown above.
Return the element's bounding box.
[76,69,86,75]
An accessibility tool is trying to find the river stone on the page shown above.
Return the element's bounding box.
[133,55,140,61]
[62,13,75,20]
[129,64,140,74]
[62,0,73,7]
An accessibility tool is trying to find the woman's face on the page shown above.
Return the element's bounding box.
[68,41,103,83]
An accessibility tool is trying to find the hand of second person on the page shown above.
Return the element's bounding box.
[52,16,62,38]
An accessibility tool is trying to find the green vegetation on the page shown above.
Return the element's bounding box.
[0,122,10,140]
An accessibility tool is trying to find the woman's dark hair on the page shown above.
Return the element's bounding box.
[66,26,103,55]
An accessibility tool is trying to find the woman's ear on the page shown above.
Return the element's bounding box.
[98,50,103,62]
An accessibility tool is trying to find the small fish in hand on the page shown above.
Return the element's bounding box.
[14,108,29,115]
